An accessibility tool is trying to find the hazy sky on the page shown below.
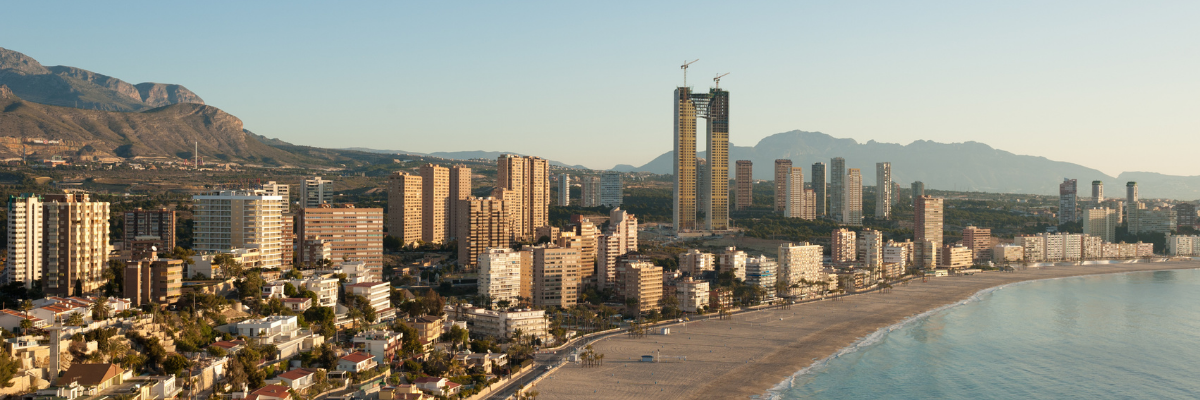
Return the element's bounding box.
[4,2,1198,176]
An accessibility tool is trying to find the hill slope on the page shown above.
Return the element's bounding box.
[629,130,1195,199]
[0,47,203,112]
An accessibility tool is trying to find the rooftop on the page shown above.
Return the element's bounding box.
[340,352,373,363]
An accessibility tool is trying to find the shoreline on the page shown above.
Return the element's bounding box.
[531,261,1200,399]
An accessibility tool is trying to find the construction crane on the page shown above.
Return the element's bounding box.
[713,72,730,88]
[681,59,699,86]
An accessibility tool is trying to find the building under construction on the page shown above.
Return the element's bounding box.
[673,61,732,233]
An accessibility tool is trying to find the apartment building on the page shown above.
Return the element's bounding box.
[5,194,41,288]
[457,197,512,267]
[43,194,111,296]
[299,177,334,208]
[386,172,423,247]
[478,248,522,305]
[123,258,183,306]
[123,208,176,253]
[615,260,663,315]
[193,190,283,270]
[531,247,581,308]
[297,205,384,281]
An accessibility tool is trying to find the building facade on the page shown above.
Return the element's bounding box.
[478,248,522,305]
[43,194,111,295]
[1059,178,1078,224]
[914,195,944,268]
[842,168,863,226]
[735,160,753,211]
[297,205,384,281]
[875,162,891,219]
[124,208,176,253]
[457,197,512,267]
[531,247,580,308]
[812,162,827,217]
[5,194,42,288]
[774,159,792,213]
[829,158,845,221]
[496,155,549,240]
[386,172,423,247]
[600,171,623,207]
[193,190,284,270]
[299,177,333,209]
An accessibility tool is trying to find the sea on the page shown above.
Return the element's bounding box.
[768,268,1200,399]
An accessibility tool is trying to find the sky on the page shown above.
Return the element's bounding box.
[3,1,1198,176]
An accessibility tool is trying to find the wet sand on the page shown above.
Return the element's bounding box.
[532,262,1200,399]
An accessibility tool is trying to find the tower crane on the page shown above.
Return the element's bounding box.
[681,59,699,86]
[713,73,730,88]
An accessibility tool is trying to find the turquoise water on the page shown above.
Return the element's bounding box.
[773,268,1200,399]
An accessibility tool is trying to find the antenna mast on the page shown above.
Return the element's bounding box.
[681,59,699,87]
[713,73,730,89]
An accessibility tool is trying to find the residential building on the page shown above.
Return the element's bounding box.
[1059,178,1078,224]
[704,88,731,231]
[193,190,283,270]
[281,213,295,268]
[5,194,41,288]
[600,171,623,207]
[785,166,808,219]
[595,208,639,288]
[299,177,333,209]
[745,256,777,301]
[580,176,600,207]
[496,155,549,240]
[1092,180,1104,206]
[247,384,293,400]
[778,242,823,288]
[774,159,792,213]
[352,330,402,364]
[263,181,290,212]
[1083,207,1119,243]
[557,174,570,206]
[875,162,891,219]
[282,298,311,312]
[274,369,317,392]
[235,315,324,359]
[290,276,339,308]
[1130,207,1176,234]
[413,377,461,397]
[531,247,580,308]
[829,158,845,220]
[883,242,909,272]
[457,197,512,267]
[812,162,827,216]
[123,208,176,253]
[478,248,522,305]
[911,181,925,200]
[677,277,709,313]
[420,164,451,244]
[735,160,753,210]
[719,247,747,281]
[857,230,883,270]
[1126,181,1138,221]
[914,196,944,268]
[993,244,1024,263]
[1015,235,1045,262]
[615,260,663,315]
[448,165,472,240]
[449,307,549,341]
[337,352,376,373]
[401,315,445,346]
[1083,235,1103,259]
[190,246,265,279]
[387,172,423,247]
[1042,233,1065,262]
[123,259,183,306]
[941,244,972,270]
[674,86,731,232]
[42,194,111,295]
[297,205,384,281]
[1175,203,1197,227]
[802,189,816,220]
[831,228,857,267]
[842,168,862,226]
[679,249,714,276]
[344,282,396,321]
[962,226,992,262]
[696,158,709,213]
[56,363,124,392]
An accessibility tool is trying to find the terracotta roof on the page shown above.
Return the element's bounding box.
[211,340,247,349]
[40,304,73,313]
[0,309,41,321]
[340,352,373,363]
[444,382,462,389]
[251,384,292,399]
[344,282,387,288]
[278,368,314,380]
[412,377,446,384]
[56,363,123,387]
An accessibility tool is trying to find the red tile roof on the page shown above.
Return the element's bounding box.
[56,363,123,387]
[412,377,446,384]
[211,340,246,349]
[340,352,373,363]
[0,309,41,321]
[278,368,314,380]
[250,384,291,399]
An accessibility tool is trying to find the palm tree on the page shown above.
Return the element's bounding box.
[20,300,33,335]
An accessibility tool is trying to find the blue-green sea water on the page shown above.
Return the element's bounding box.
[771,268,1200,399]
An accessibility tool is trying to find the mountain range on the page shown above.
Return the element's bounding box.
[343,148,588,169]
[615,130,1200,200]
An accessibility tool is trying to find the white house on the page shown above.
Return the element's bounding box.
[412,377,461,396]
[336,352,376,372]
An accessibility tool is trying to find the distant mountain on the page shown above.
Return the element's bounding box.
[342,148,590,169]
[632,130,1197,200]
[0,47,203,112]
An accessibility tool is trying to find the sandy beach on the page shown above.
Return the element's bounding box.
[531,261,1200,399]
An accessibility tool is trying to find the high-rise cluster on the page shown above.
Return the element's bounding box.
[673,82,730,232]
[4,194,112,294]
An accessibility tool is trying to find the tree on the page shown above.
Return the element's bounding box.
[163,353,191,375]
[0,350,18,388]
[446,325,469,351]
[19,300,33,335]
[66,312,85,327]
[284,269,303,280]
[92,296,110,321]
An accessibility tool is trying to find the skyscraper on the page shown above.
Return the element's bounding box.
[299,177,333,209]
[581,176,600,207]
[695,158,709,215]
[962,226,992,262]
[497,155,549,240]
[705,88,730,231]
[911,181,925,203]
[875,162,892,219]
[298,205,384,281]
[193,190,283,270]
[386,172,422,247]
[448,165,472,240]
[1126,181,1139,222]
[673,87,698,232]
[1091,180,1104,206]
[420,164,451,244]
[774,159,792,213]
[812,162,827,216]
[1059,178,1078,224]
[831,228,857,267]
[842,168,863,226]
[263,181,290,212]
[558,174,571,206]
[43,194,111,296]
[785,166,806,219]
[914,195,944,268]
[5,194,41,289]
[830,158,845,220]
[600,171,623,207]
[735,160,753,211]
[457,197,512,267]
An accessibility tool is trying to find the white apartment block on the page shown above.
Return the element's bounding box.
[785,166,807,219]
[745,256,777,301]
[300,177,334,208]
[720,247,747,281]
[4,194,42,288]
[857,230,884,270]
[193,191,283,270]
[1083,207,1118,243]
[235,315,323,359]
[1083,236,1103,259]
[557,174,570,206]
[1062,234,1083,261]
[677,277,709,313]
[1015,236,1045,262]
[451,307,549,341]
[262,181,290,212]
[778,242,823,286]
[291,275,340,308]
[351,329,402,363]
[344,282,396,321]
[679,249,715,276]
[883,243,909,270]
[479,248,522,305]
[600,172,623,207]
[1042,233,1064,262]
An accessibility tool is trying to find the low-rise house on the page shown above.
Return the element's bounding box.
[7,335,49,370]
[453,353,507,373]
[234,316,323,359]
[210,340,247,354]
[0,310,47,333]
[274,368,317,391]
[132,375,184,400]
[337,352,377,372]
[411,377,461,397]
[262,282,287,300]
[244,384,292,400]
[401,315,445,345]
[282,298,312,312]
[378,385,430,400]
[56,363,124,393]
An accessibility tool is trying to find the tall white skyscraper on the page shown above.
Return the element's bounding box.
[875,162,891,219]
[842,168,863,226]
[478,247,523,305]
[830,158,845,220]
[4,194,42,289]
[558,174,571,206]
[785,167,806,219]
[193,190,284,270]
